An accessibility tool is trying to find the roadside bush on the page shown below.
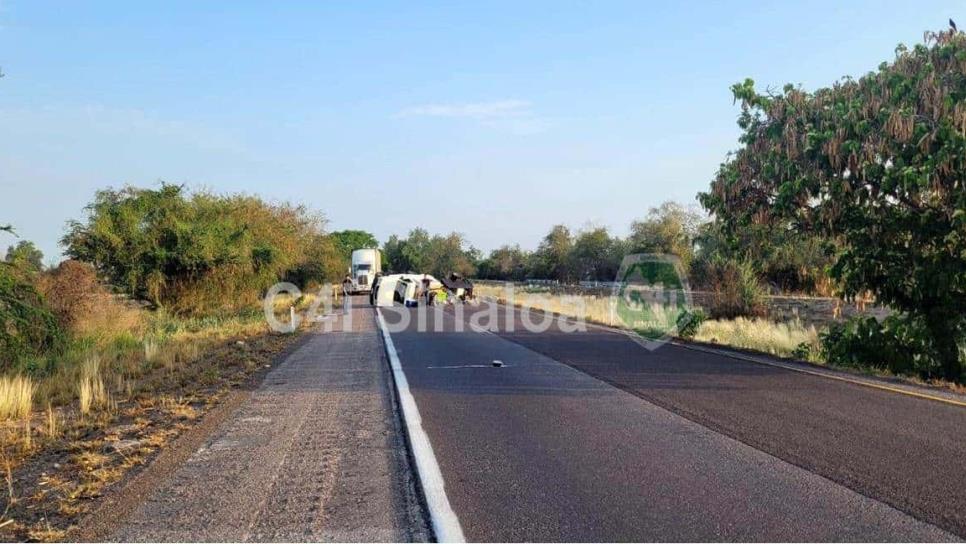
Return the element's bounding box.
[63,184,327,314]
[285,234,346,289]
[676,307,707,339]
[701,258,765,319]
[791,342,812,361]
[820,315,963,381]
[0,263,64,369]
[37,260,143,339]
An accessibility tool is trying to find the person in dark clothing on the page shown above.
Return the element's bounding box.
[369,272,383,306]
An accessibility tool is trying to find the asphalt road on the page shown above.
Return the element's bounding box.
[380,303,965,541]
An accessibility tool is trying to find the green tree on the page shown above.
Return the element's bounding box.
[628,202,704,270]
[401,228,432,273]
[330,230,379,258]
[63,183,325,313]
[5,240,44,273]
[0,229,62,367]
[478,245,531,280]
[532,225,574,281]
[381,229,477,277]
[701,28,966,380]
[382,234,407,273]
[570,227,622,281]
[425,232,477,278]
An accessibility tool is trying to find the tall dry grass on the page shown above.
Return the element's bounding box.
[77,356,108,416]
[694,317,819,358]
[475,282,681,333]
[0,376,34,421]
[474,283,623,326]
[475,282,821,359]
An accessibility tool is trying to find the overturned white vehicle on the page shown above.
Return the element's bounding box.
[370,274,442,307]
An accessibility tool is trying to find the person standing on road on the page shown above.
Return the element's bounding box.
[369,272,383,306]
[342,274,353,311]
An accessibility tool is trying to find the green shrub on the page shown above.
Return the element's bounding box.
[820,315,963,381]
[792,342,812,361]
[63,183,333,315]
[0,263,65,369]
[676,307,707,339]
[702,258,766,319]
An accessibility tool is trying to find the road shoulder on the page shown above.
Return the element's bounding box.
[98,303,428,542]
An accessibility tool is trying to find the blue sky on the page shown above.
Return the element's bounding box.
[0,1,961,262]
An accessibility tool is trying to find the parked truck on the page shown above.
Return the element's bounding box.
[349,248,381,294]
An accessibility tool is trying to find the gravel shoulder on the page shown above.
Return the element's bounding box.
[104,300,428,542]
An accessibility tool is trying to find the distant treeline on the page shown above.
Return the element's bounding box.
[381,201,831,298]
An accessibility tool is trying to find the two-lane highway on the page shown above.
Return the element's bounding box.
[378,303,963,541]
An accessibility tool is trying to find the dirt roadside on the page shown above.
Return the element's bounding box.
[97,302,429,542]
[65,331,314,542]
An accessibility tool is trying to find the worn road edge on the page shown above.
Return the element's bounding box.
[66,331,315,542]
[376,308,465,543]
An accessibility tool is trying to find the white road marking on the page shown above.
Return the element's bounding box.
[376,309,466,543]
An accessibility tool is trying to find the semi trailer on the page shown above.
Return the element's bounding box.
[348,248,381,294]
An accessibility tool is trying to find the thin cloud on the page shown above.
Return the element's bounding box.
[396,100,531,120]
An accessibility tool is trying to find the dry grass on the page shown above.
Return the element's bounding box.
[77,357,109,416]
[475,283,625,327]
[695,317,820,358]
[476,283,821,359]
[0,376,35,421]
[45,404,59,438]
[0,293,307,541]
[143,339,159,363]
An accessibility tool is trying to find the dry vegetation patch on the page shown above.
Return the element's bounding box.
[0,303,305,541]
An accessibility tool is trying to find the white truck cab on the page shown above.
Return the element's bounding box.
[349,248,381,294]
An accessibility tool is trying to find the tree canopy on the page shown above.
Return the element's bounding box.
[4,240,44,273]
[701,28,966,379]
[628,202,705,270]
[330,230,379,258]
[63,183,329,313]
[381,228,477,277]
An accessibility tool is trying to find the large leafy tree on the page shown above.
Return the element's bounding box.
[532,225,574,281]
[401,228,432,273]
[569,227,622,281]
[330,230,379,258]
[628,201,705,270]
[0,228,62,367]
[63,183,325,313]
[478,245,531,281]
[425,232,477,278]
[380,228,477,277]
[382,234,408,273]
[701,28,966,380]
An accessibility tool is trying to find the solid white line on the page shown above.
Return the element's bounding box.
[376,309,466,543]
